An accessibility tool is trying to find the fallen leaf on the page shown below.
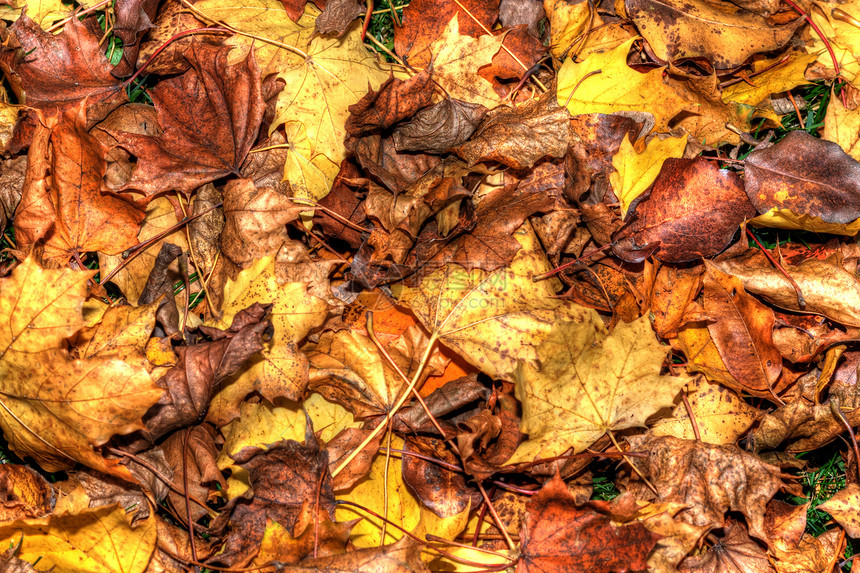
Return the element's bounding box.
[393,0,499,68]
[108,42,265,196]
[679,519,775,572]
[823,86,860,162]
[453,90,570,171]
[712,248,860,327]
[610,134,687,218]
[397,222,604,382]
[612,157,756,263]
[650,376,761,445]
[511,316,688,463]
[427,15,506,108]
[721,51,817,107]
[392,97,486,154]
[0,505,156,573]
[627,434,783,540]
[314,0,363,36]
[519,473,662,572]
[0,16,125,126]
[0,465,54,521]
[557,37,694,133]
[703,262,782,399]
[818,484,860,538]
[0,256,162,477]
[625,0,799,68]
[745,130,860,235]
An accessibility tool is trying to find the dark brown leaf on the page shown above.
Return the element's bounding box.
[392,98,486,154]
[745,130,860,225]
[402,436,474,517]
[107,43,265,196]
[498,0,545,38]
[612,157,756,263]
[346,72,434,137]
[112,0,160,77]
[0,15,126,127]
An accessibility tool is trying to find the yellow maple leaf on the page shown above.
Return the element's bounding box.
[611,134,687,218]
[557,37,694,133]
[809,0,860,87]
[397,223,603,382]
[510,316,688,464]
[0,257,162,477]
[427,14,506,108]
[0,505,156,572]
[206,254,330,426]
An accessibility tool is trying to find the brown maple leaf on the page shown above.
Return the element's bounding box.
[106,42,265,197]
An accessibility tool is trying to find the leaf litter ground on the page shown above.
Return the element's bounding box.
[4,0,860,571]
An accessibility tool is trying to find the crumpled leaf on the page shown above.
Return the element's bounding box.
[679,519,775,572]
[625,0,800,68]
[397,223,604,382]
[721,51,817,108]
[108,42,265,196]
[111,0,160,77]
[346,72,435,137]
[392,97,486,154]
[511,316,688,463]
[627,434,783,541]
[314,0,363,37]
[453,90,570,170]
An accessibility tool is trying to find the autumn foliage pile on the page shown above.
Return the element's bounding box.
[5,0,860,569]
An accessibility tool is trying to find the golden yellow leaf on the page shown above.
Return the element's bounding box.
[650,376,760,445]
[749,208,860,235]
[272,14,396,165]
[281,121,340,221]
[217,400,307,471]
[304,392,360,444]
[0,257,162,477]
[557,37,693,133]
[809,0,860,87]
[0,505,156,573]
[611,134,687,218]
[510,316,688,463]
[206,255,330,426]
[193,0,310,76]
[0,0,69,29]
[721,52,817,107]
[336,435,421,548]
[427,14,506,108]
[543,0,591,59]
[819,484,860,538]
[823,87,860,161]
[397,223,603,382]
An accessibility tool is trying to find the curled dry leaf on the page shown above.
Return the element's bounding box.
[627,435,783,541]
[679,519,775,573]
[345,71,435,137]
[453,90,571,171]
[612,157,756,264]
[703,262,782,399]
[392,97,487,154]
[712,248,860,327]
